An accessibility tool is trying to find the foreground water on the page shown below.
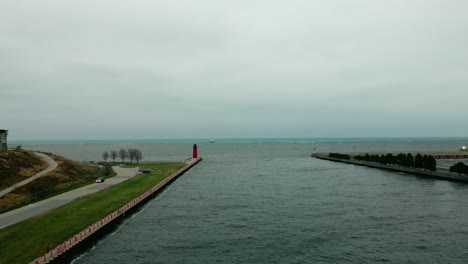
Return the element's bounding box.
[18,139,468,263]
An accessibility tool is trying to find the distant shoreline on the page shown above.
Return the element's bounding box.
[313,153,468,183]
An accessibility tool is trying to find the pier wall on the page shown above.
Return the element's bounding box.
[312,154,468,183]
[30,157,203,264]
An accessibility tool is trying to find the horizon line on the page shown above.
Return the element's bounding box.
[9,136,468,142]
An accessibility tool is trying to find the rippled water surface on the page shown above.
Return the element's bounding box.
[22,139,468,263]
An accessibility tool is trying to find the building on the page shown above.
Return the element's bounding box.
[0,129,8,150]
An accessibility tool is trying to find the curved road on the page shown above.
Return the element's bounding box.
[0,166,139,229]
[0,152,58,198]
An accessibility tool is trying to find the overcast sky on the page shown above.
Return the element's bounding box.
[2,0,468,140]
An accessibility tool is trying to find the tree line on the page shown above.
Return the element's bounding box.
[102,149,143,164]
[450,162,468,175]
[354,153,437,171]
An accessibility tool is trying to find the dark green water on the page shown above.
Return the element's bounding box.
[57,140,468,264]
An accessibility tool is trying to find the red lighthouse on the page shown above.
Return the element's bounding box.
[192,144,198,159]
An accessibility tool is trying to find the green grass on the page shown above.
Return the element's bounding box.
[0,161,185,264]
[38,167,117,200]
[0,165,115,214]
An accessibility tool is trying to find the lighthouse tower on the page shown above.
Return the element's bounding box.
[192,144,198,159]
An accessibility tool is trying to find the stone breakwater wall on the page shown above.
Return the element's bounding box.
[312,154,468,183]
[30,157,203,264]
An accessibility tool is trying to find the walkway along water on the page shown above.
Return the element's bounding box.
[30,157,202,264]
[312,153,468,183]
[0,165,140,229]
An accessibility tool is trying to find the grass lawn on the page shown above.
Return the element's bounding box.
[0,161,185,264]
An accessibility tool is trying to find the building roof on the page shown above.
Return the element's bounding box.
[0,129,8,133]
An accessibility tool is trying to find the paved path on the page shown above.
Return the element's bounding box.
[0,152,58,198]
[0,166,139,229]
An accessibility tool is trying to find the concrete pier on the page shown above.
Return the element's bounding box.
[312,153,468,183]
[30,157,202,264]
[332,151,468,160]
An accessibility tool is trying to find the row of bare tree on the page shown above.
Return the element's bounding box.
[102,149,143,164]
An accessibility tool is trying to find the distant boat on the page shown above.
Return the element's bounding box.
[209,138,215,143]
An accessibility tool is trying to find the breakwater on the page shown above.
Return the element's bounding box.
[312,153,468,183]
[30,157,202,264]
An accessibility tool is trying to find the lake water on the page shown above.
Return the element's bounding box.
[17,138,468,263]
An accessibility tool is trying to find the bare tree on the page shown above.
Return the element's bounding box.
[102,151,109,162]
[135,149,143,164]
[110,150,118,163]
[119,149,128,163]
[128,148,136,164]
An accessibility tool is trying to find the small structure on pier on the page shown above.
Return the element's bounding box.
[193,144,198,159]
[0,129,7,151]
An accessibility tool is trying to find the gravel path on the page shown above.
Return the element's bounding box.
[0,152,58,198]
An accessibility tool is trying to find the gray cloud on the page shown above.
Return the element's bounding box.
[2,0,468,140]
